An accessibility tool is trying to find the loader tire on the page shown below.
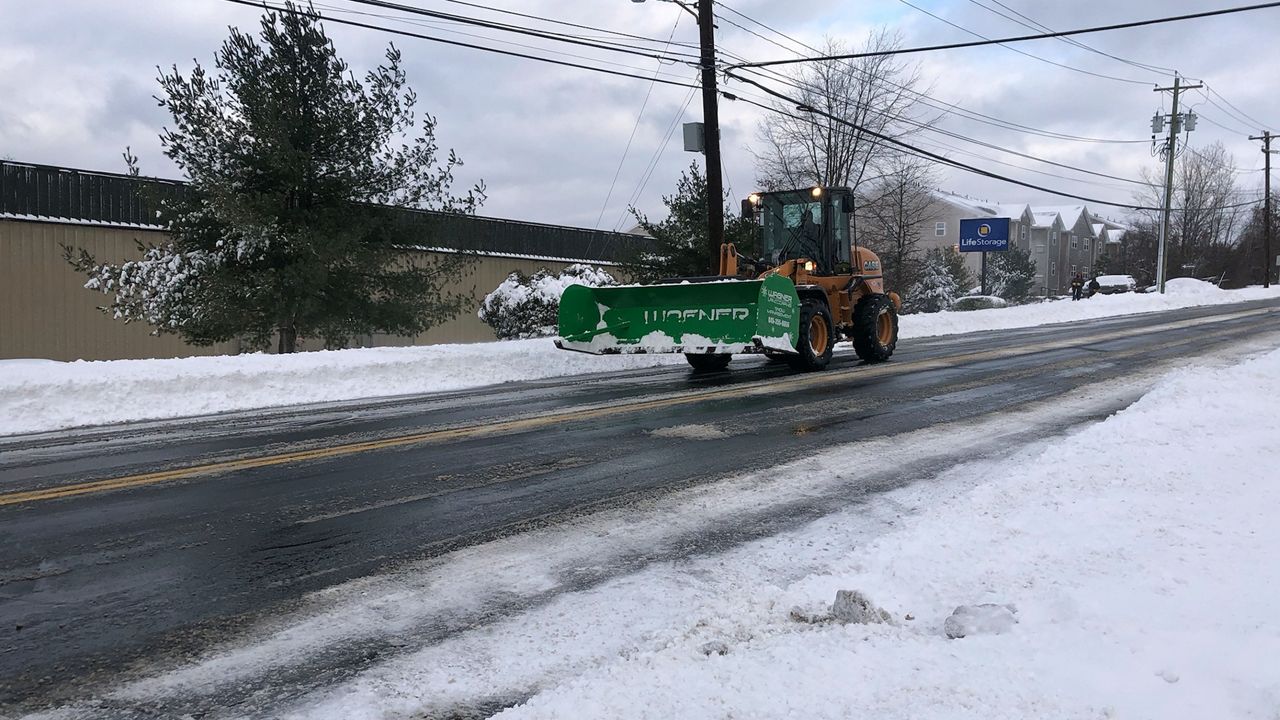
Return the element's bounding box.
[851,293,898,363]
[788,299,835,371]
[685,353,732,373]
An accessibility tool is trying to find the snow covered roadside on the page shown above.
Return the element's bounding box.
[900,277,1280,339]
[0,342,686,435]
[2,279,1276,435]
[270,344,1280,720]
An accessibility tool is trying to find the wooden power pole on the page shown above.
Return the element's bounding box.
[1250,131,1275,288]
[1153,75,1202,294]
[697,0,725,274]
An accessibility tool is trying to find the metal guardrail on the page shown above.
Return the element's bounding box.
[0,160,647,263]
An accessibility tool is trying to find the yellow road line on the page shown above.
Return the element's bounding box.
[2,305,1274,507]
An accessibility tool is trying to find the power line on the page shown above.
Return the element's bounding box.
[1194,109,1255,137]
[338,0,699,62]
[436,0,700,50]
[596,14,685,229]
[962,2,1272,132]
[967,0,1176,76]
[1203,84,1275,130]
[726,72,1267,213]
[219,0,701,88]
[311,1,696,80]
[713,5,1148,144]
[730,65,1150,187]
[614,84,700,230]
[894,0,1151,86]
[731,1,1280,69]
[1195,85,1275,133]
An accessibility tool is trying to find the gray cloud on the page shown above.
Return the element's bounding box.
[1,0,1276,226]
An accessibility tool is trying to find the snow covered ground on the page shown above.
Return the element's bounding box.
[273,343,1279,719]
[2,279,1277,435]
[34,323,1276,720]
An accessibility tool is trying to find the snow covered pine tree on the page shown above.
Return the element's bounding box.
[911,248,959,313]
[64,2,485,352]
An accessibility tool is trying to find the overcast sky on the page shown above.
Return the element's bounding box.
[2,0,1277,229]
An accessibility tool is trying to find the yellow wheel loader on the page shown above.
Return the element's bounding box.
[556,186,901,372]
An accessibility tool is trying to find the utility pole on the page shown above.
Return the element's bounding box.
[1250,130,1275,288]
[697,0,725,274]
[1152,75,1201,294]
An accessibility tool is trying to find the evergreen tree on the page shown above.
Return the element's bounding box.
[622,163,760,283]
[942,246,974,296]
[66,4,484,352]
[987,245,1037,302]
[910,248,958,313]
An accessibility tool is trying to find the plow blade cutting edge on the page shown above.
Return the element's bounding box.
[555,273,800,355]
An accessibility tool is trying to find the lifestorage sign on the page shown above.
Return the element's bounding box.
[958,217,1010,252]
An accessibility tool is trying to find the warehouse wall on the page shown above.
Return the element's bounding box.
[0,217,614,361]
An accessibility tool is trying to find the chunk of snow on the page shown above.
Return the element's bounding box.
[943,603,1018,639]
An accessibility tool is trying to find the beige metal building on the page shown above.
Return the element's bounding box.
[0,161,642,361]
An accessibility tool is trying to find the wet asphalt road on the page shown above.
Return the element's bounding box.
[2,298,1279,716]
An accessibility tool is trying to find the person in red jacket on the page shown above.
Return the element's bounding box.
[1070,273,1085,300]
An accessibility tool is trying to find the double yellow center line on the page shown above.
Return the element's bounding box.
[1,305,1274,507]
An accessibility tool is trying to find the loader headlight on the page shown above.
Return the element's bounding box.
[748,192,761,206]
[804,260,816,272]
[811,186,823,198]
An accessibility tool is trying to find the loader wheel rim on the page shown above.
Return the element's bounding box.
[808,315,829,355]
[876,309,893,345]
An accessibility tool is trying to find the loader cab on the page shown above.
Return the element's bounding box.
[746,187,853,275]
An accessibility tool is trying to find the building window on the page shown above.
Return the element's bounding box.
[1020,228,1027,240]
[1051,234,1058,246]
[935,222,946,236]
[1050,261,1057,275]
[1084,239,1090,251]
[1070,235,1078,249]
[1071,264,1077,275]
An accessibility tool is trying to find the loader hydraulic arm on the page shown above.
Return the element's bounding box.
[718,242,738,277]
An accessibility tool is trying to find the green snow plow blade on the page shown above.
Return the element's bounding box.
[555,273,800,355]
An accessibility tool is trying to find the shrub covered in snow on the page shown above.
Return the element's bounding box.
[953,295,1009,312]
[909,248,959,313]
[478,264,617,340]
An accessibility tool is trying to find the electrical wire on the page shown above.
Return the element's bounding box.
[713,4,1148,145]
[1202,83,1275,130]
[596,14,685,228]
[893,0,1152,86]
[338,0,700,63]
[613,84,700,230]
[219,0,702,88]
[730,1,1280,69]
[728,64,1151,187]
[436,0,701,50]
[727,71,1263,213]
[966,0,1175,76]
[311,1,696,80]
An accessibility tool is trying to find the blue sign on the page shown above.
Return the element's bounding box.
[959,217,1010,252]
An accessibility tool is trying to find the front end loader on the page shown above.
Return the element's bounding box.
[555,186,900,372]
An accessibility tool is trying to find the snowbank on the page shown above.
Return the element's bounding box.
[284,344,1280,720]
[900,278,1278,338]
[0,341,683,435]
[2,279,1276,435]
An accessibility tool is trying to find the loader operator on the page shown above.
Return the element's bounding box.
[794,207,823,262]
